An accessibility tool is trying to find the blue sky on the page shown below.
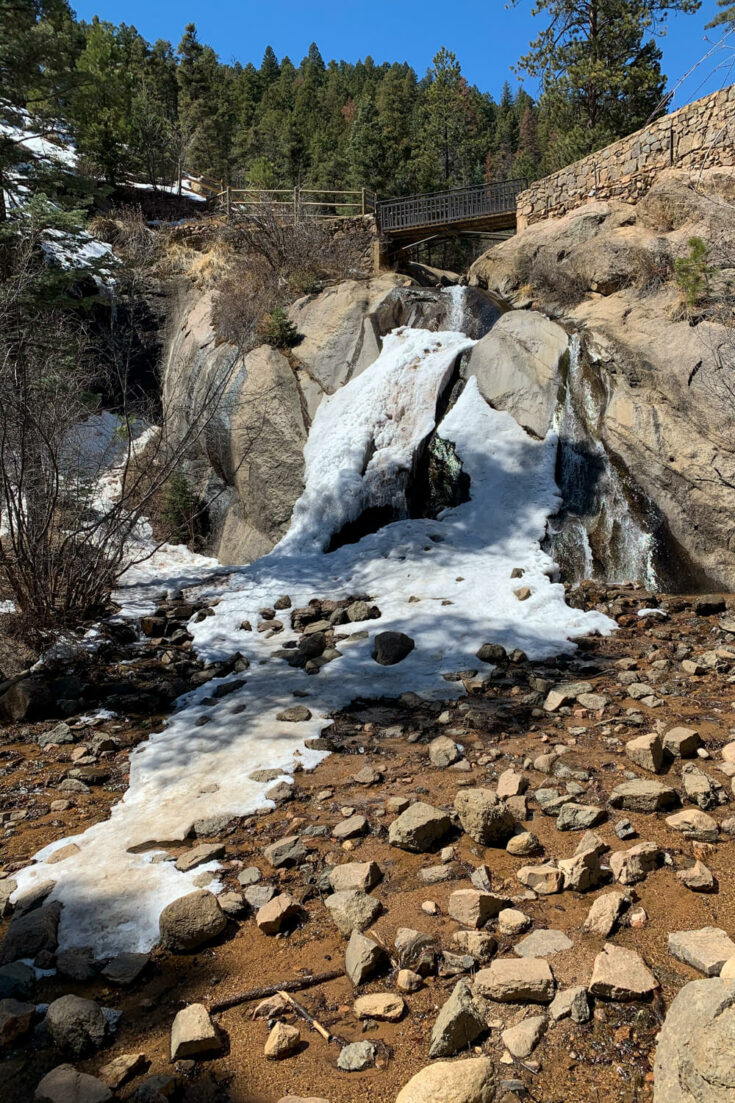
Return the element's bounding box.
[71,0,734,108]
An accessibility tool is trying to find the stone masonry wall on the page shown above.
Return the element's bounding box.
[517,84,735,228]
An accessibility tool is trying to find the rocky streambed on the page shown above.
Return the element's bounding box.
[3,585,735,1101]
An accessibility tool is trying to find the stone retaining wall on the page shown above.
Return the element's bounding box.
[517,84,735,228]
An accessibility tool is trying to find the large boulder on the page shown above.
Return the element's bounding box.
[35,1065,112,1103]
[158,890,227,952]
[395,1057,495,1103]
[468,171,735,590]
[163,292,308,565]
[389,803,452,852]
[0,901,61,965]
[462,310,568,438]
[653,978,735,1102]
[288,276,408,410]
[45,996,109,1057]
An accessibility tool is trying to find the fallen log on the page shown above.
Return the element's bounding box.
[208,968,346,1014]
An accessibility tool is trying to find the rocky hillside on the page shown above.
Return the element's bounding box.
[469,167,735,590]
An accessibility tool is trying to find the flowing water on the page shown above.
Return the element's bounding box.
[546,336,658,588]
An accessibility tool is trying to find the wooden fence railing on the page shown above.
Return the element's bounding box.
[214,185,377,218]
[376,179,528,232]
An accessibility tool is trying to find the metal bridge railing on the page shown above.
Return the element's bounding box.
[376,179,528,232]
[213,185,377,219]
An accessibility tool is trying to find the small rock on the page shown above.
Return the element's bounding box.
[264,836,306,869]
[396,968,423,992]
[549,986,590,1023]
[325,890,380,936]
[668,927,735,975]
[677,860,715,892]
[389,802,451,852]
[337,1040,376,1071]
[506,832,540,857]
[498,909,531,936]
[448,889,504,929]
[609,842,662,885]
[429,979,487,1058]
[237,867,262,887]
[101,952,149,987]
[174,843,225,873]
[476,643,508,664]
[354,992,405,1022]
[429,735,461,768]
[98,1052,146,1089]
[0,901,61,965]
[256,894,300,935]
[264,1022,301,1059]
[663,726,702,758]
[276,706,312,722]
[452,931,498,962]
[332,814,368,841]
[395,1059,495,1103]
[556,803,604,831]
[329,861,382,893]
[170,1003,222,1060]
[514,929,573,958]
[666,808,719,842]
[626,733,663,773]
[0,997,35,1048]
[609,779,679,813]
[583,893,628,937]
[345,930,388,985]
[497,770,528,799]
[474,957,555,1003]
[159,891,227,952]
[517,864,563,895]
[454,788,515,846]
[501,1014,546,1058]
[45,995,109,1056]
[589,943,658,1000]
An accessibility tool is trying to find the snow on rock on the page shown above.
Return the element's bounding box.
[12,325,613,956]
[279,328,471,555]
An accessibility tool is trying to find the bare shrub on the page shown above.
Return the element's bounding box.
[213,204,374,353]
[631,243,674,293]
[527,250,586,308]
[0,229,246,640]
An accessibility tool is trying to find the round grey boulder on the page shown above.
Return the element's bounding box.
[45,995,109,1056]
[158,889,227,952]
[372,631,414,666]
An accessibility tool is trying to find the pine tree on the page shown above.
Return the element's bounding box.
[259,45,280,87]
[176,24,234,181]
[514,0,701,164]
[0,0,83,218]
[414,48,488,190]
[707,0,735,25]
[70,18,137,185]
[348,98,386,190]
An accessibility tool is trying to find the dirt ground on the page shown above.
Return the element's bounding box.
[2,585,735,1102]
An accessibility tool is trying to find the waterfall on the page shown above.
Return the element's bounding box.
[442,284,467,331]
[546,336,658,588]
